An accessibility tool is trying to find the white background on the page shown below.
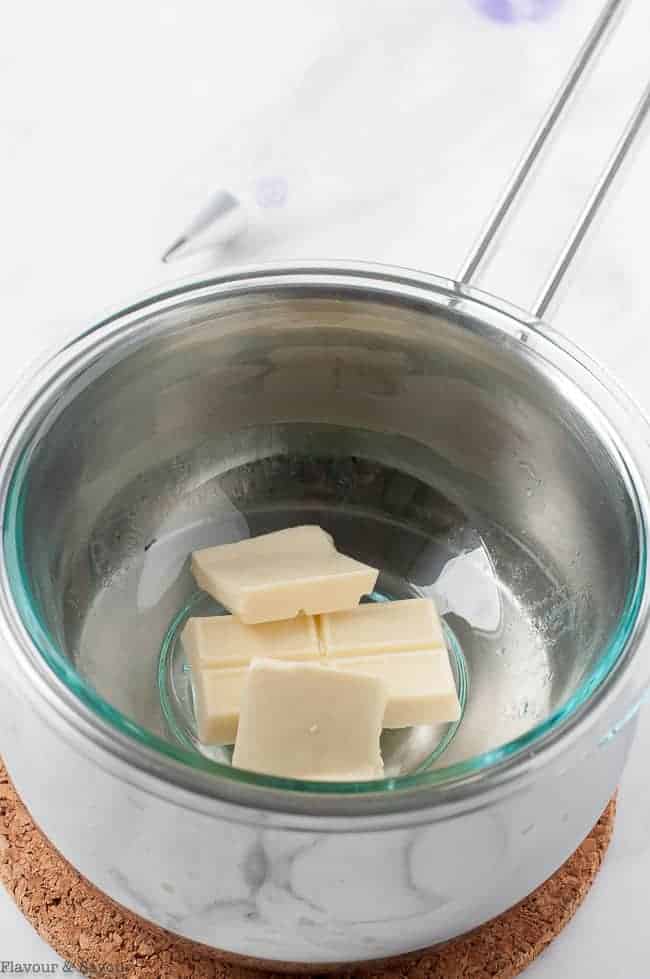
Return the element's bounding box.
[2,1,650,975]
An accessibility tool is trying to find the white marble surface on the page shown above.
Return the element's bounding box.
[2,0,650,974]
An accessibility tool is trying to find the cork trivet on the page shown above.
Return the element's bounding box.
[0,760,615,979]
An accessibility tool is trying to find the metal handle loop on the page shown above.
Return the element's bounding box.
[457,0,650,322]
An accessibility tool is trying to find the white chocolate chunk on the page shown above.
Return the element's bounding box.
[320,597,445,658]
[192,526,378,624]
[192,667,247,745]
[333,649,460,728]
[232,659,386,780]
[187,595,458,746]
[182,613,320,671]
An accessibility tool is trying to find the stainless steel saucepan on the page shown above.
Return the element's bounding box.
[0,2,649,965]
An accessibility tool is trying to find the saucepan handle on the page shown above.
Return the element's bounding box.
[457,0,650,320]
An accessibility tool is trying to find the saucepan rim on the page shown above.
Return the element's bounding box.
[0,260,648,813]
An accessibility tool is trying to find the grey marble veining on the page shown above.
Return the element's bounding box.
[1,666,633,963]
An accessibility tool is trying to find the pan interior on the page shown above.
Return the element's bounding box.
[5,281,643,791]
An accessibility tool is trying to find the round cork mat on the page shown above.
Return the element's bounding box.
[0,761,615,979]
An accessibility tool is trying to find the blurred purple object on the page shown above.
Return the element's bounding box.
[471,0,562,22]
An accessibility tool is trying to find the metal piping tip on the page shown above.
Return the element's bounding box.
[161,190,248,265]
[161,236,189,264]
